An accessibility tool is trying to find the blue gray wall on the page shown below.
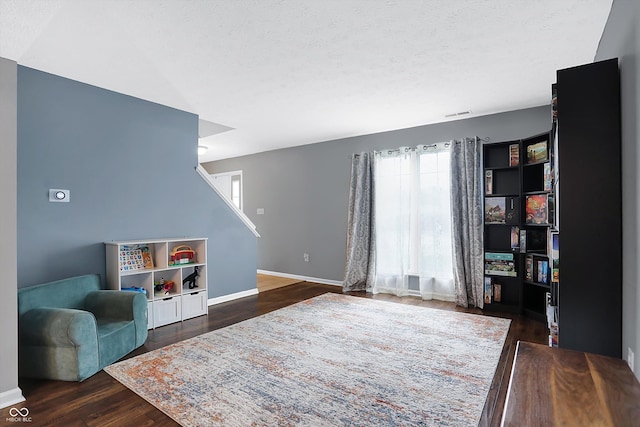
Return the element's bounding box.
[17,66,257,298]
[595,0,640,378]
[204,105,551,283]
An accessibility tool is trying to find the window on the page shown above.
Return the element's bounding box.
[373,145,454,300]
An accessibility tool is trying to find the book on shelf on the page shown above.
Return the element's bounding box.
[484,252,516,277]
[485,170,493,194]
[485,196,519,225]
[549,322,559,348]
[509,144,520,167]
[484,277,492,304]
[525,254,549,284]
[551,232,559,284]
[544,162,553,191]
[485,197,506,223]
[526,140,548,163]
[550,281,559,307]
[548,194,556,228]
[537,260,549,283]
[546,291,559,347]
[519,229,527,253]
[510,226,520,250]
[493,283,502,303]
[526,194,548,224]
[525,256,533,281]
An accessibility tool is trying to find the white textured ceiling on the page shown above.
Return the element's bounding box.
[0,0,612,162]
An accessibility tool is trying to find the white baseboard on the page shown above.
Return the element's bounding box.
[207,288,259,306]
[257,269,343,287]
[206,271,343,307]
[0,387,25,410]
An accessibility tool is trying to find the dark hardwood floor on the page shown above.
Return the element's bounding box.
[4,283,547,426]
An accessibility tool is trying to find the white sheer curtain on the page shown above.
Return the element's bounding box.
[371,144,455,301]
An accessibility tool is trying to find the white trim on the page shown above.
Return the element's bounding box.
[195,165,260,237]
[207,288,259,306]
[257,269,343,287]
[0,387,25,410]
[209,169,243,179]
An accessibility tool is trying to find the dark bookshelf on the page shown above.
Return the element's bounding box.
[555,58,622,358]
[483,59,622,358]
[483,133,554,320]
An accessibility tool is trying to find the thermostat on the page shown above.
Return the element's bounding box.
[49,189,70,202]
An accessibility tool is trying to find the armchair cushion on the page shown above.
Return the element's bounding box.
[18,274,148,381]
[85,290,148,348]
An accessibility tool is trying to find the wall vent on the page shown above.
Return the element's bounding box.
[445,111,471,118]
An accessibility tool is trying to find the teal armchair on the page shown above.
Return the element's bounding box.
[18,274,147,381]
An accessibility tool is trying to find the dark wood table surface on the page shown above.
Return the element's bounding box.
[501,341,640,426]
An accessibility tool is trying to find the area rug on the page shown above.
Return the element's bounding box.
[105,293,511,426]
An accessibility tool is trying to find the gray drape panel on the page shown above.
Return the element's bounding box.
[343,152,376,292]
[450,137,484,308]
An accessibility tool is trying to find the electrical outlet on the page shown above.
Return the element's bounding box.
[628,347,635,372]
[303,253,310,262]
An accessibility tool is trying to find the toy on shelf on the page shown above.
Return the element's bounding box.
[170,245,196,266]
[163,281,174,295]
[119,246,145,272]
[154,278,175,295]
[119,245,154,271]
[183,266,200,289]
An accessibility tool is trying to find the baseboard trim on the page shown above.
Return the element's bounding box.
[207,288,259,306]
[257,269,343,287]
[0,387,25,410]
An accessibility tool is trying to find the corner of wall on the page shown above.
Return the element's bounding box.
[0,57,24,407]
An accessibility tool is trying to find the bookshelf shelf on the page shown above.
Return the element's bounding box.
[523,190,550,196]
[485,165,519,172]
[484,193,518,198]
[523,160,549,167]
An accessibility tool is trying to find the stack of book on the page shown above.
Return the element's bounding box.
[484,252,516,277]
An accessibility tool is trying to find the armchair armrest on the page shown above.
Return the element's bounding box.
[19,307,100,381]
[85,290,148,347]
[19,307,97,346]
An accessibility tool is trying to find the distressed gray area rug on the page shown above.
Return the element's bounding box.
[105,293,511,426]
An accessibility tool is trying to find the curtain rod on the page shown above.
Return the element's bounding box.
[352,136,490,157]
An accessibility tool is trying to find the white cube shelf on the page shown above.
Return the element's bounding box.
[105,237,208,329]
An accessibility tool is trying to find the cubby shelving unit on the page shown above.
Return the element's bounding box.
[105,237,208,329]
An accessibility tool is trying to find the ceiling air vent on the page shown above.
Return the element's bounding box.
[445,111,471,118]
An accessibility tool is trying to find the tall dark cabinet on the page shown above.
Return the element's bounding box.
[556,58,622,358]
